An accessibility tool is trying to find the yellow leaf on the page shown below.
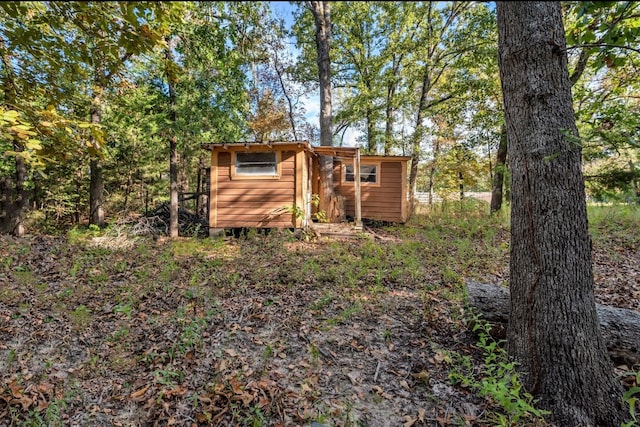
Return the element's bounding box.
[26,139,42,150]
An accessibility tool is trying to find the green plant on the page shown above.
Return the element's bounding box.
[154,368,184,387]
[311,194,329,223]
[447,316,550,426]
[69,305,91,329]
[621,368,640,427]
[44,397,68,427]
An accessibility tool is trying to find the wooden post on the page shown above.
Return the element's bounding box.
[295,149,305,228]
[354,149,362,230]
[208,150,218,231]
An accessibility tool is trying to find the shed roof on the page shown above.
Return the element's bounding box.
[201,141,312,151]
[201,142,411,161]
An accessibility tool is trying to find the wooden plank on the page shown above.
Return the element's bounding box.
[295,149,304,228]
[209,151,218,227]
[218,201,295,210]
[217,181,295,190]
[400,160,408,222]
[217,194,294,203]
[216,221,295,228]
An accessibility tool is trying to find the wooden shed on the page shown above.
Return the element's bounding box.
[312,147,410,224]
[201,142,410,233]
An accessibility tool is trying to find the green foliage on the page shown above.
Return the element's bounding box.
[621,368,640,427]
[448,316,550,426]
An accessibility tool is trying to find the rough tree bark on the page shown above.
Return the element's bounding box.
[307,1,337,219]
[497,2,625,425]
[489,124,508,214]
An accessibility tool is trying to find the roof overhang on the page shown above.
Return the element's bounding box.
[312,146,359,158]
[201,142,411,162]
[201,141,312,151]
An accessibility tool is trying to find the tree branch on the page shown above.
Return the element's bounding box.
[565,43,640,56]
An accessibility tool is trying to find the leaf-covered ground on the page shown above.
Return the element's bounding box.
[0,204,638,426]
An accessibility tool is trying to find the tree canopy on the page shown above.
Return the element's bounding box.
[0,0,637,233]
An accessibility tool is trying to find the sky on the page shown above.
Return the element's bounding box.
[267,1,361,147]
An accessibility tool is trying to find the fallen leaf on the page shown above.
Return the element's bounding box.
[130,384,151,400]
[403,415,417,427]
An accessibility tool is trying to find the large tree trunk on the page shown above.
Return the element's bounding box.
[89,89,105,227]
[308,1,336,218]
[497,2,625,425]
[489,124,508,214]
[465,281,640,367]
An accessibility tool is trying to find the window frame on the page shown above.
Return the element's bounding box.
[341,161,381,186]
[231,151,281,180]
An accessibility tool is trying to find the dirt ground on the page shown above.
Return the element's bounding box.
[0,224,637,426]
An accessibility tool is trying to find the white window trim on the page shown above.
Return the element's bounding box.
[342,162,381,186]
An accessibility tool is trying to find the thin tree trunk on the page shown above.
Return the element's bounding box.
[89,88,105,227]
[1,42,28,236]
[366,105,375,153]
[75,166,82,224]
[384,55,401,156]
[497,2,625,425]
[166,41,179,238]
[490,124,508,214]
[409,66,431,207]
[12,143,27,236]
[273,48,298,140]
[426,136,440,206]
[384,87,395,156]
[196,157,202,216]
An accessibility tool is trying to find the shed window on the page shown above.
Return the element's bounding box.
[235,152,278,176]
[344,163,378,184]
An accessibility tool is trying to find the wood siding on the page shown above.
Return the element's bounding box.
[333,160,407,223]
[212,150,297,228]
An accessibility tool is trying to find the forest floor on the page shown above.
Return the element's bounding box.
[0,202,638,427]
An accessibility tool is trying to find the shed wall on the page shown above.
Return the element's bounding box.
[333,160,407,223]
[212,151,297,228]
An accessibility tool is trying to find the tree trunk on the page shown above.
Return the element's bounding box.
[465,281,640,367]
[383,55,401,156]
[1,43,28,236]
[273,48,298,141]
[14,143,26,237]
[426,135,441,206]
[409,65,432,208]
[308,1,335,217]
[166,41,179,239]
[384,84,395,156]
[366,104,375,153]
[75,166,82,224]
[489,124,508,214]
[89,90,105,227]
[497,2,625,425]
